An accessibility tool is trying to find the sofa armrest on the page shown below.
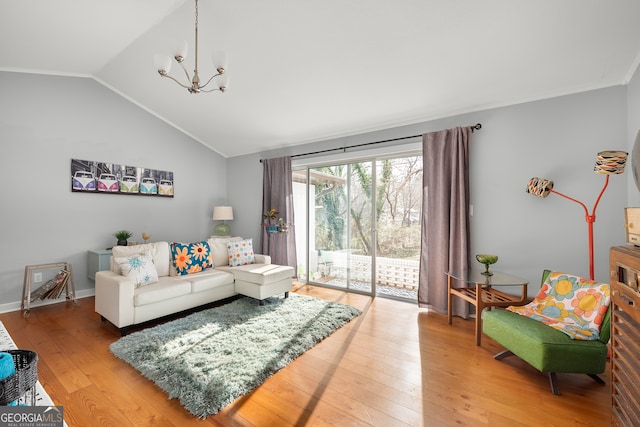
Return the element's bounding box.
[94,270,136,328]
[255,254,271,264]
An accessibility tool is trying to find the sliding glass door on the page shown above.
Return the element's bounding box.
[305,163,373,293]
[373,156,422,300]
[294,154,421,301]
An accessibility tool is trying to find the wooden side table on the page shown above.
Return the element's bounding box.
[447,269,528,345]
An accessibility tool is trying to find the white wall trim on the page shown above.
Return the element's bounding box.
[0,289,95,315]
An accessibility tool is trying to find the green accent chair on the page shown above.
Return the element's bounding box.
[482,270,610,395]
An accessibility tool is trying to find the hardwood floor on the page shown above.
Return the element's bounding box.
[1,284,610,426]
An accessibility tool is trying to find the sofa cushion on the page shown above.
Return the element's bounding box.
[227,238,255,267]
[186,269,235,293]
[507,271,610,340]
[114,251,159,288]
[219,263,294,285]
[111,241,170,277]
[134,277,191,307]
[207,236,242,267]
[170,241,213,276]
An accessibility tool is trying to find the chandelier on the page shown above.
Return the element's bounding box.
[154,0,228,94]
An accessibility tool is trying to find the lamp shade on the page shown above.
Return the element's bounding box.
[213,206,233,221]
[526,177,554,198]
[594,150,628,175]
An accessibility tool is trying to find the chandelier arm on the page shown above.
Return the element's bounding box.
[160,74,193,90]
[176,61,193,87]
[199,72,222,90]
[199,86,222,93]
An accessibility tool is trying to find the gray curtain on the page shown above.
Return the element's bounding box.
[261,156,297,272]
[418,127,471,317]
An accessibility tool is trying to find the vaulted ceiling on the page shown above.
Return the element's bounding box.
[2,0,640,157]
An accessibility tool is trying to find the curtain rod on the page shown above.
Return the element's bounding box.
[260,123,481,163]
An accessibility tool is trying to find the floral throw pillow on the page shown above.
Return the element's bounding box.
[171,241,213,275]
[227,238,255,267]
[114,251,159,288]
[508,271,610,340]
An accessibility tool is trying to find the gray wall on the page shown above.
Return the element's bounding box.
[3,68,638,309]
[628,66,640,206]
[0,72,227,309]
[229,85,631,294]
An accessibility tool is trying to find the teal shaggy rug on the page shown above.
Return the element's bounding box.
[109,293,361,417]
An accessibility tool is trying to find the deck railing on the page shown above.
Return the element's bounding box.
[319,252,419,291]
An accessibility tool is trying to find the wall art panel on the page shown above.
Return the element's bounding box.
[70,159,174,197]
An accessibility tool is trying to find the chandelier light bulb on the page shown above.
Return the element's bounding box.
[212,51,228,74]
[174,40,188,62]
[218,74,230,92]
[154,54,172,75]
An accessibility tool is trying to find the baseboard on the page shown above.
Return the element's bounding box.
[0,288,95,314]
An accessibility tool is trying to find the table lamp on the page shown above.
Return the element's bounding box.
[526,150,627,280]
[212,206,233,236]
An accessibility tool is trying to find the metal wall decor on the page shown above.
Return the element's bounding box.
[71,159,174,197]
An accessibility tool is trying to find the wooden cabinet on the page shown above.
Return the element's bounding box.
[609,246,640,426]
[88,249,112,280]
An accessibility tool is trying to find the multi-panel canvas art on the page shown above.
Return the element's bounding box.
[71,159,174,197]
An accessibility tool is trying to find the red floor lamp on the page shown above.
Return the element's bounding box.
[526,151,628,280]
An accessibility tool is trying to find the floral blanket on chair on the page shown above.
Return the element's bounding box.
[507,271,610,340]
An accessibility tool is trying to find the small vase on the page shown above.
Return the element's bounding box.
[117,240,128,246]
[475,254,498,276]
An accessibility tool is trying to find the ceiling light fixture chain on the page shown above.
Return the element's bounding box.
[154,0,228,94]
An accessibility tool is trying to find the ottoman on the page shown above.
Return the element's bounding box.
[221,263,294,304]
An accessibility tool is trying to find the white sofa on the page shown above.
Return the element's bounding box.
[95,237,293,334]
